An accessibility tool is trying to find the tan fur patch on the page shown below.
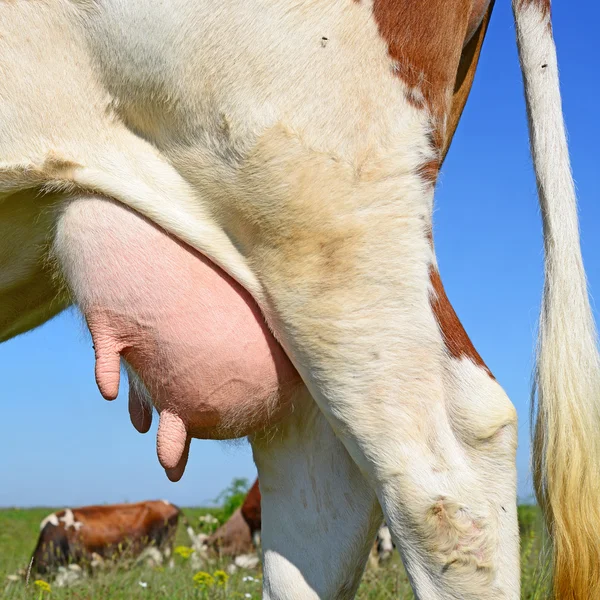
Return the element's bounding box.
[465,0,492,43]
[429,267,494,378]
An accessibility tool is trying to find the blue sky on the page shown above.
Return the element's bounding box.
[1,2,597,507]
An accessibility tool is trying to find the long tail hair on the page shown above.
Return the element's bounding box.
[513,1,600,598]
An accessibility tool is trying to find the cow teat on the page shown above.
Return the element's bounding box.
[53,195,302,481]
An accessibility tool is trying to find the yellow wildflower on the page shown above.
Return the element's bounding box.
[34,580,51,593]
[193,571,215,588]
[174,545,194,559]
[213,570,229,586]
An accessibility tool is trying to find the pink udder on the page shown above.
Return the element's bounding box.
[55,197,301,480]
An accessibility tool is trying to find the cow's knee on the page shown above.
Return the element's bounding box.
[444,357,518,458]
[369,356,519,598]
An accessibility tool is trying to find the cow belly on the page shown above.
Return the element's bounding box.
[54,197,301,450]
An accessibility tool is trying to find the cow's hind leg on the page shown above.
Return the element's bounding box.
[237,127,519,599]
[251,388,382,600]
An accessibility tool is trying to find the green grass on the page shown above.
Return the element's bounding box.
[1,506,549,599]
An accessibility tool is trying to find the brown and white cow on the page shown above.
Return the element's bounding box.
[208,479,262,557]
[30,501,180,575]
[1,0,598,598]
[210,478,395,566]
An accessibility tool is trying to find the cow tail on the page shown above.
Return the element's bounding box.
[513,1,600,598]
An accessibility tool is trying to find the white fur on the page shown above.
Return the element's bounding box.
[137,546,163,567]
[251,390,382,600]
[40,513,59,530]
[60,509,83,531]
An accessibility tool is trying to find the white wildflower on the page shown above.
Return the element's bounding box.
[198,514,219,524]
[234,554,260,569]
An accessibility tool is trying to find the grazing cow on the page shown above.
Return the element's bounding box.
[210,479,395,566]
[1,1,598,598]
[30,501,180,575]
[208,480,263,557]
[374,524,394,564]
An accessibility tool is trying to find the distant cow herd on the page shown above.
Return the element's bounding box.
[25,479,393,584]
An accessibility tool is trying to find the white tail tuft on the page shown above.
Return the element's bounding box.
[513,1,600,599]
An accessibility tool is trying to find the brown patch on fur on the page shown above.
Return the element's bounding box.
[465,0,491,43]
[409,3,495,376]
[240,479,262,536]
[443,1,495,162]
[70,502,179,552]
[429,267,494,378]
[367,1,495,182]
[418,158,441,186]
[513,0,550,17]
[370,0,473,141]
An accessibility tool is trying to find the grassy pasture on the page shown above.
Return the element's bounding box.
[1,505,548,599]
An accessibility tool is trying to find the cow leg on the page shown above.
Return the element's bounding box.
[251,388,382,600]
[258,257,518,599]
[258,266,518,599]
[236,128,519,599]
